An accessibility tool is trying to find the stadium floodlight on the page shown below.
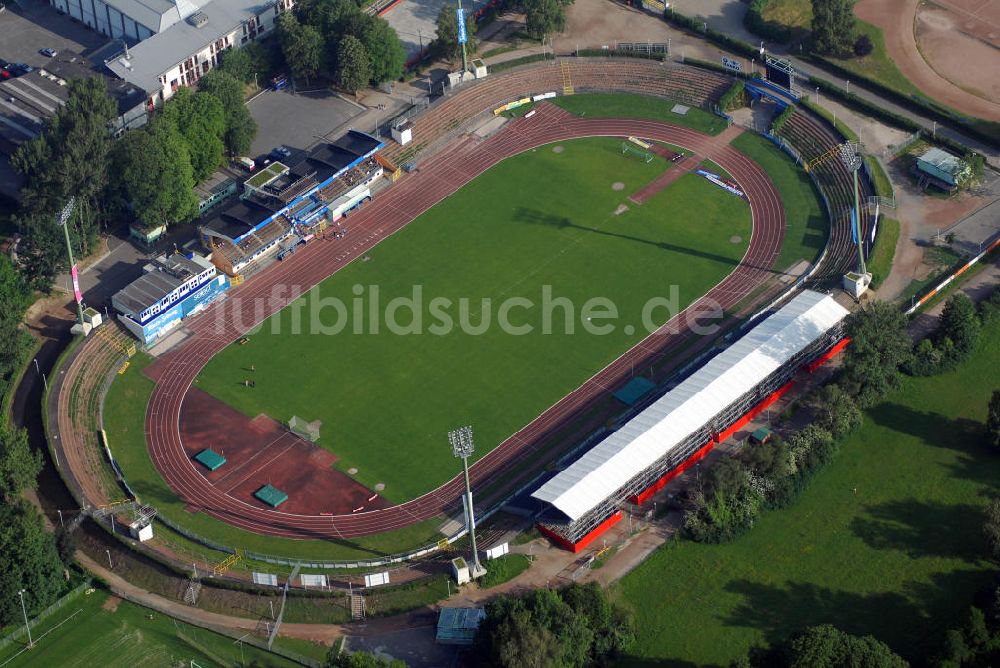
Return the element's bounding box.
[836,143,867,276]
[449,426,484,577]
[17,589,32,648]
[57,197,85,327]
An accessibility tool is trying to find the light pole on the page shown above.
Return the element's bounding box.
[449,426,485,578]
[58,198,84,327]
[845,79,850,95]
[838,142,867,276]
[18,589,32,648]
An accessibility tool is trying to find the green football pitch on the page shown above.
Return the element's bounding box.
[0,588,303,667]
[196,137,752,502]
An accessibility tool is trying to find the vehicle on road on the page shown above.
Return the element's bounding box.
[40,48,58,57]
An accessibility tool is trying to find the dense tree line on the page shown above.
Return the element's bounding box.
[325,649,406,667]
[275,0,405,92]
[0,265,67,626]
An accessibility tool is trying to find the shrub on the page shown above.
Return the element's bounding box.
[771,104,795,134]
[853,34,874,57]
[719,80,747,111]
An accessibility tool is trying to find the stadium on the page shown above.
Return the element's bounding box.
[49,57,877,568]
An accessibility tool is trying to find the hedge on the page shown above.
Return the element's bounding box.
[575,49,667,62]
[771,104,795,134]
[805,55,1000,150]
[743,0,794,43]
[719,80,746,111]
[809,76,980,158]
[800,98,859,143]
[486,52,554,74]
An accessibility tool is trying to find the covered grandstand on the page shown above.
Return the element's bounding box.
[199,130,385,277]
[531,290,851,552]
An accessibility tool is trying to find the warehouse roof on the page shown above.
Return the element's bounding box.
[531,290,850,522]
[917,148,967,177]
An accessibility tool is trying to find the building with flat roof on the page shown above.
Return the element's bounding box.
[112,251,229,344]
[915,147,971,191]
[103,0,293,106]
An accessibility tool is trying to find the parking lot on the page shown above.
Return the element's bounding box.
[0,0,109,69]
[247,87,364,157]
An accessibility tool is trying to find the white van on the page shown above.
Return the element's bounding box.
[235,157,256,172]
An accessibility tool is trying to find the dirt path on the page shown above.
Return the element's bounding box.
[855,0,1000,122]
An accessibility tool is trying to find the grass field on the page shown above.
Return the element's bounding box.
[868,217,899,289]
[615,317,1000,665]
[730,132,827,271]
[0,588,300,667]
[107,353,445,560]
[196,137,751,503]
[551,93,728,136]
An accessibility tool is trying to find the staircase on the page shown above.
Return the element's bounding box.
[183,579,202,605]
[350,594,366,620]
[561,61,574,96]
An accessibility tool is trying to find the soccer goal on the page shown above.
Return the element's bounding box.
[288,416,321,442]
[621,141,654,163]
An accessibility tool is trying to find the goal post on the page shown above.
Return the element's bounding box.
[621,141,654,163]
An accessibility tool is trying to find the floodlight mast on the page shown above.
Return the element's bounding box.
[58,197,85,326]
[837,143,868,276]
[449,426,482,574]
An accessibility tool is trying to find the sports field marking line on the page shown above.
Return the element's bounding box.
[145,118,784,534]
[0,608,84,668]
[211,430,296,487]
[220,434,300,495]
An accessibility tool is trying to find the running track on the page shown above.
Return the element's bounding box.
[145,105,785,539]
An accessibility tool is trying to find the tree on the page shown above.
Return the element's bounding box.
[278,13,324,84]
[938,292,980,360]
[198,70,257,156]
[0,501,65,626]
[336,35,371,94]
[811,383,862,439]
[841,300,912,408]
[325,648,407,667]
[988,390,1000,449]
[357,15,406,85]
[523,0,569,39]
[853,34,874,57]
[769,624,907,667]
[116,117,199,228]
[435,5,477,63]
[0,423,42,500]
[162,88,226,183]
[811,0,856,57]
[218,46,255,84]
[11,77,117,282]
[475,584,633,667]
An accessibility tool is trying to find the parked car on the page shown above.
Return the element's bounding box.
[271,74,288,91]
[10,63,33,76]
[270,145,292,161]
[40,48,58,57]
[235,156,256,172]
[0,59,9,69]
[0,68,10,80]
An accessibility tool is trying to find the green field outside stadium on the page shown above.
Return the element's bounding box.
[196,136,752,502]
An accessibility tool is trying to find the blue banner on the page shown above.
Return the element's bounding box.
[851,209,858,244]
[457,8,467,44]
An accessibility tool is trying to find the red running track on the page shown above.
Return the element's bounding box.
[145,106,785,540]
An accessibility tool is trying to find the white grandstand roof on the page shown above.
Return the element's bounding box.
[531,290,850,522]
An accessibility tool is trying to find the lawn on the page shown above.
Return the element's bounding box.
[0,588,299,667]
[730,132,827,271]
[551,93,728,136]
[868,216,899,289]
[615,317,1000,665]
[196,137,751,503]
[106,352,445,561]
